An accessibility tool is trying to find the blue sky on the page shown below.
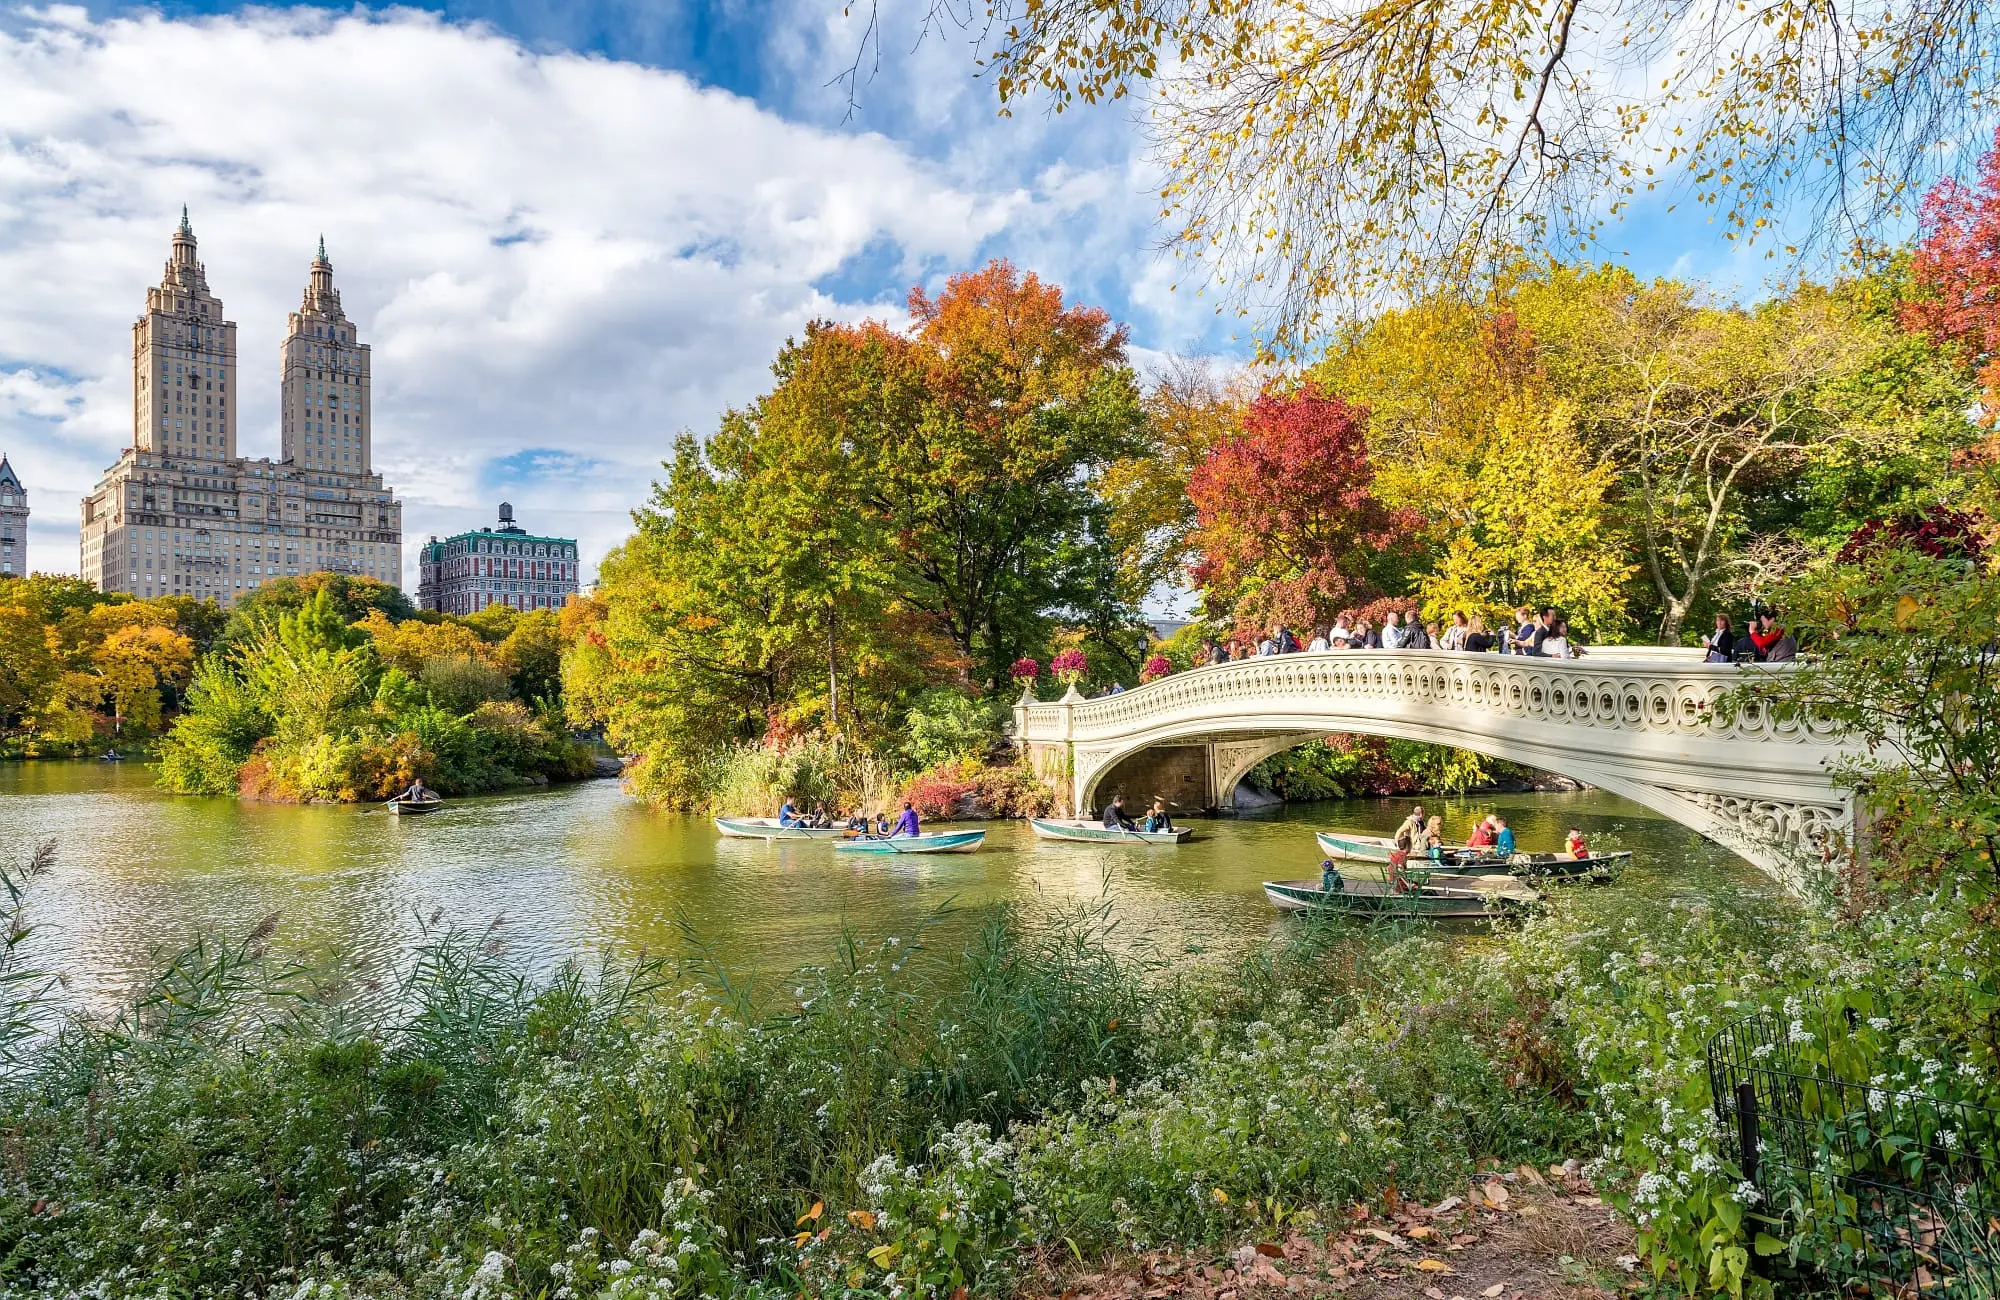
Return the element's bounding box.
[0,0,1822,581]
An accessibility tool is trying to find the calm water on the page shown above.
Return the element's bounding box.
[0,762,1781,1008]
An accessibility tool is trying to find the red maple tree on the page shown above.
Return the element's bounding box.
[1905,127,2000,449]
[1187,383,1418,638]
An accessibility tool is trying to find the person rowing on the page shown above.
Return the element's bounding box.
[396,778,434,805]
[890,801,921,838]
[1102,794,1138,832]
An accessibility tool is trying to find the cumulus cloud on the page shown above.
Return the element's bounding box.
[0,3,1209,580]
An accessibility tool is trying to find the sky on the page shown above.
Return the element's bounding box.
[0,0,1806,585]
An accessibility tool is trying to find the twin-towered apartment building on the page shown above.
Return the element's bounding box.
[72,213,576,614]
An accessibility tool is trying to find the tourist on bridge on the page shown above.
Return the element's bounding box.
[1464,615,1498,653]
[1307,626,1330,651]
[1102,794,1138,831]
[1328,614,1355,647]
[1279,625,1302,653]
[1380,610,1405,649]
[1703,614,1737,663]
[1352,617,1379,648]
[1748,611,1797,662]
[1507,606,1539,654]
[1440,612,1469,651]
[1527,606,1559,656]
[1540,618,1575,660]
[1206,639,1227,666]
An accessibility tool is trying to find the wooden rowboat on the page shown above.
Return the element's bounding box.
[387,796,445,816]
[834,830,986,855]
[1029,818,1193,845]
[1263,876,1538,919]
[714,817,852,841]
[1314,831,1630,882]
[1315,830,1469,863]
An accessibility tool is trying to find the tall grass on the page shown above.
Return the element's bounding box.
[0,874,1595,1298]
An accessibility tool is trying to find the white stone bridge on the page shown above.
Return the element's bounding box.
[1012,648,1861,883]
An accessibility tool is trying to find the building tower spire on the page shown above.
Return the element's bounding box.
[171,207,197,267]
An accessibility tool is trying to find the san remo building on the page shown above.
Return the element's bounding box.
[78,212,403,608]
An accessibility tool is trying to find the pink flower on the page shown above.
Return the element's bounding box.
[1140,654,1173,683]
[1011,657,1041,681]
[1050,648,1088,684]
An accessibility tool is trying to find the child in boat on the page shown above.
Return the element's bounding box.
[1320,858,1345,893]
[1424,815,1446,860]
[1143,798,1175,833]
[1564,827,1590,858]
[875,810,892,836]
[1493,816,1516,857]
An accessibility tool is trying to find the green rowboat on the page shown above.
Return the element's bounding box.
[714,817,852,841]
[833,830,986,855]
[1263,876,1538,919]
[1029,818,1193,844]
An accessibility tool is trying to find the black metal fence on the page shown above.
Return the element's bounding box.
[1708,1010,2000,1295]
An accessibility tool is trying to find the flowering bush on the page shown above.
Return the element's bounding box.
[1050,648,1087,685]
[902,765,978,820]
[1010,657,1041,684]
[1139,654,1173,683]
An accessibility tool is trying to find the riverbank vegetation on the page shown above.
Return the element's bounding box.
[155,580,589,801]
[3,536,1992,1298]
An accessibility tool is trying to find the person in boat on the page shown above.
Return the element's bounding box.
[876,810,892,836]
[397,778,433,804]
[1102,794,1138,831]
[1493,816,1516,858]
[1564,826,1590,859]
[890,801,921,838]
[1393,805,1426,853]
[1143,798,1176,833]
[1423,815,1446,860]
[846,809,870,833]
[1319,858,1346,894]
[778,799,801,828]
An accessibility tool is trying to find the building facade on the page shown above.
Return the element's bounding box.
[79,214,403,608]
[0,453,26,576]
[417,503,580,615]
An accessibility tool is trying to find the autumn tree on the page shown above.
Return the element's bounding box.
[934,0,1999,351]
[1187,383,1418,635]
[1099,356,1250,604]
[867,261,1151,687]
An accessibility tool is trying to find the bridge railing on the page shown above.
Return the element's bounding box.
[1015,649,1834,749]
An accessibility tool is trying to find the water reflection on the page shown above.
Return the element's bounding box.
[0,762,1782,1009]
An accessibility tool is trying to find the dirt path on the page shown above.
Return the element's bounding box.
[1027,1164,1640,1300]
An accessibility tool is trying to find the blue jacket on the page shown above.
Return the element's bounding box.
[1495,827,1516,856]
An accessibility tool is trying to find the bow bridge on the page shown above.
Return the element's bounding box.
[1011,648,1860,884]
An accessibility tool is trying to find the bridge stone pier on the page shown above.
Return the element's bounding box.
[1012,648,1862,887]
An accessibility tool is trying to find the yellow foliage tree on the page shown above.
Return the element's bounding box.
[354,610,498,674]
[1412,402,1634,638]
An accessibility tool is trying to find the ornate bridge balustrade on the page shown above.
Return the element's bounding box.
[1011,648,1861,886]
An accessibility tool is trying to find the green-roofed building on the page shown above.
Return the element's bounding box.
[417,502,580,615]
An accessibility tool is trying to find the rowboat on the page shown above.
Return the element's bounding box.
[1029,818,1193,844]
[1315,830,1466,863]
[1263,876,1538,919]
[1314,831,1630,883]
[713,817,852,841]
[834,830,986,855]
[386,796,445,816]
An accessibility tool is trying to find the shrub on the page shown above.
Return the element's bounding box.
[901,689,1003,771]
[903,765,978,820]
[421,653,512,713]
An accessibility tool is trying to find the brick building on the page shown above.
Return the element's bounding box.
[417,503,579,615]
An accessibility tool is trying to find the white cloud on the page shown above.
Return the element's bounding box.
[0,4,1218,582]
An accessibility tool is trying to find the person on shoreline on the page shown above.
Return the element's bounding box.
[1102,793,1138,831]
[890,801,921,838]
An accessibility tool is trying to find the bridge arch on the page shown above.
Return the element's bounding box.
[1014,650,1858,888]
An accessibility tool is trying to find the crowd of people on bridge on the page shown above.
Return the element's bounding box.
[1193,603,1799,665]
